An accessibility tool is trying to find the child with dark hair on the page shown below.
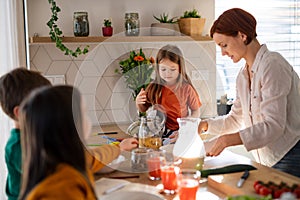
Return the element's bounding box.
[0,68,52,200]
[18,85,137,199]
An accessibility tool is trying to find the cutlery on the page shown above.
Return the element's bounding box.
[102,182,127,195]
[237,170,250,188]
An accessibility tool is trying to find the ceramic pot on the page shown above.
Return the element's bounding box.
[178,18,206,36]
[150,23,180,36]
[102,26,113,36]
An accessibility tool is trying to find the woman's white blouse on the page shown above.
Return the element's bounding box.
[207,44,300,167]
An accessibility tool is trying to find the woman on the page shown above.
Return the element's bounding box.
[18,85,137,199]
[199,8,300,177]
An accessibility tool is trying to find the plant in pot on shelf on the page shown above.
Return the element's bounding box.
[151,13,179,36]
[102,18,113,36]
[178,8,206,36]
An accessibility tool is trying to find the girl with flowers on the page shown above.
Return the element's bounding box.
[136,45,202,144]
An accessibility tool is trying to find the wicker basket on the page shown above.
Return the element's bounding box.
[178,18,206,36]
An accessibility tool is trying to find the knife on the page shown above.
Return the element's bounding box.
[237,170,250,188]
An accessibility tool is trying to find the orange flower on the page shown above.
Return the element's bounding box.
[134,55,144,62]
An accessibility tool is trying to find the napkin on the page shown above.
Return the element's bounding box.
[95,178,161,198]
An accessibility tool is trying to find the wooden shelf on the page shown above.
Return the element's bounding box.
[29,35,213,44]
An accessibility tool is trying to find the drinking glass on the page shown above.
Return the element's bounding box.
[147,150,162,180]
[160,151,179,194]
[177,169,201,200]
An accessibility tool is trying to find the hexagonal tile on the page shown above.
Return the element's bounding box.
[32,46,52,74]
[95,79,111,109]
[46,61,71,75]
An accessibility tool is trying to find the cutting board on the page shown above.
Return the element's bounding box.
[208,168,300,196]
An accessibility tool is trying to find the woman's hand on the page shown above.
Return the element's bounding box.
[198,120,208,133]
[119,138,138,151]
[204,133,242,156]
[204,135,227,156]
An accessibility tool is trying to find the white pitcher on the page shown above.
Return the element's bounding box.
[173,117,206,170]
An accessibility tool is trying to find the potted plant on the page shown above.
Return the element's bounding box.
[150,13,179,36]
[102,18,113,37]
[178,8,206,36]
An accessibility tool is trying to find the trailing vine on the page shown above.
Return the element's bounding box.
[46,0,89,57]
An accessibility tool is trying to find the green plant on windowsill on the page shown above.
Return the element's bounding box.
[181,8,201,18]
[103,19,112,27]
[153,13,178,23]
[47,0,89,57]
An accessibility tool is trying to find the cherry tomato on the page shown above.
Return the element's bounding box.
[293,188,300,198]
[273,188,285,199]
[259,186,272,196]
[254,183,264,194]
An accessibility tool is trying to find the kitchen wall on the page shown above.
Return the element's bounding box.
[26,0,214,37]
[27,0,217,127]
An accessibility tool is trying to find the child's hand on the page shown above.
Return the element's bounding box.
[136,88,147,105]
[119,137,138,151]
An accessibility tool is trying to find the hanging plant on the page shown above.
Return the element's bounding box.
[46,0,89,57]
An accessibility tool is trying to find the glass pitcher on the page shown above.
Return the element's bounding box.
[173,118,206,170]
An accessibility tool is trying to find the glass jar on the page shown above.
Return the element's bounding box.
[125,12,140,36]
[138,116,162,150]
[73,12,89,37]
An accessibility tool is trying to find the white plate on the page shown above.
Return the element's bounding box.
[99,191,164,200]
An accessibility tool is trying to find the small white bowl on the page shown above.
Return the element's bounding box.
[97,155,125,174]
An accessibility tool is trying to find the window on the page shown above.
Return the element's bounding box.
[215,0,300,99]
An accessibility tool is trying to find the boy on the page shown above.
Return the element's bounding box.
[0,68,51,200]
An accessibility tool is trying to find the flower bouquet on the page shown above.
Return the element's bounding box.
[116,48,154,100]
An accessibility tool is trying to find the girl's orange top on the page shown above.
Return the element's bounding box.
[158,83,201,130]
[25,144,120,200]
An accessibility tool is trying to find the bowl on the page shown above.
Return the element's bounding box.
[97,155,125,174]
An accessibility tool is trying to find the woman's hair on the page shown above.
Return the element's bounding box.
[210,8,257,45]
[146,45,197,104]
[18,85,90,199]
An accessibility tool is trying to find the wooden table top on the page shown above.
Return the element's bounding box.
[88,124,300,199]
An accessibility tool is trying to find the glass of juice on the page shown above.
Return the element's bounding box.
[147,150,162,180]
[177,169,201,200]
[160,151,179,194]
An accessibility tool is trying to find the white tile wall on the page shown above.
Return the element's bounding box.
[30,41,217,126]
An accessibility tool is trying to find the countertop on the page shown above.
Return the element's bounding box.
[87,124,300,199]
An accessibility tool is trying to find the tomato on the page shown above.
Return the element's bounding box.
[254,183,264,193]
[253,180,262,188]
[259,186,272,196]
[293,188,300,198]
[273,188,285,199]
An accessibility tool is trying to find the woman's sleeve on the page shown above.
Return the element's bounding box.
[85,144,120,173]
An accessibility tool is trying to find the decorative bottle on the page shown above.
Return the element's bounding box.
[124,12,140,36]
[73,11,89,37]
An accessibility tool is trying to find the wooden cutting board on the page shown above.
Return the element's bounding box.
[208,168,300,196]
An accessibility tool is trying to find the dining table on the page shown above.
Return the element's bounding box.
[87,124,300,200]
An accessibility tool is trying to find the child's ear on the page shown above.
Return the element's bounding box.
[13,106,20,120]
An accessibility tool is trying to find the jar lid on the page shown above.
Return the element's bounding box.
[125,12,139,18]
[74,11,88,15]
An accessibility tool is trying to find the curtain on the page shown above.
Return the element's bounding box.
[0,0,27,199]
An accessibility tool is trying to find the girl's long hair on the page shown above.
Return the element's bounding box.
[146,45,197,104]
[19,85,92,199]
